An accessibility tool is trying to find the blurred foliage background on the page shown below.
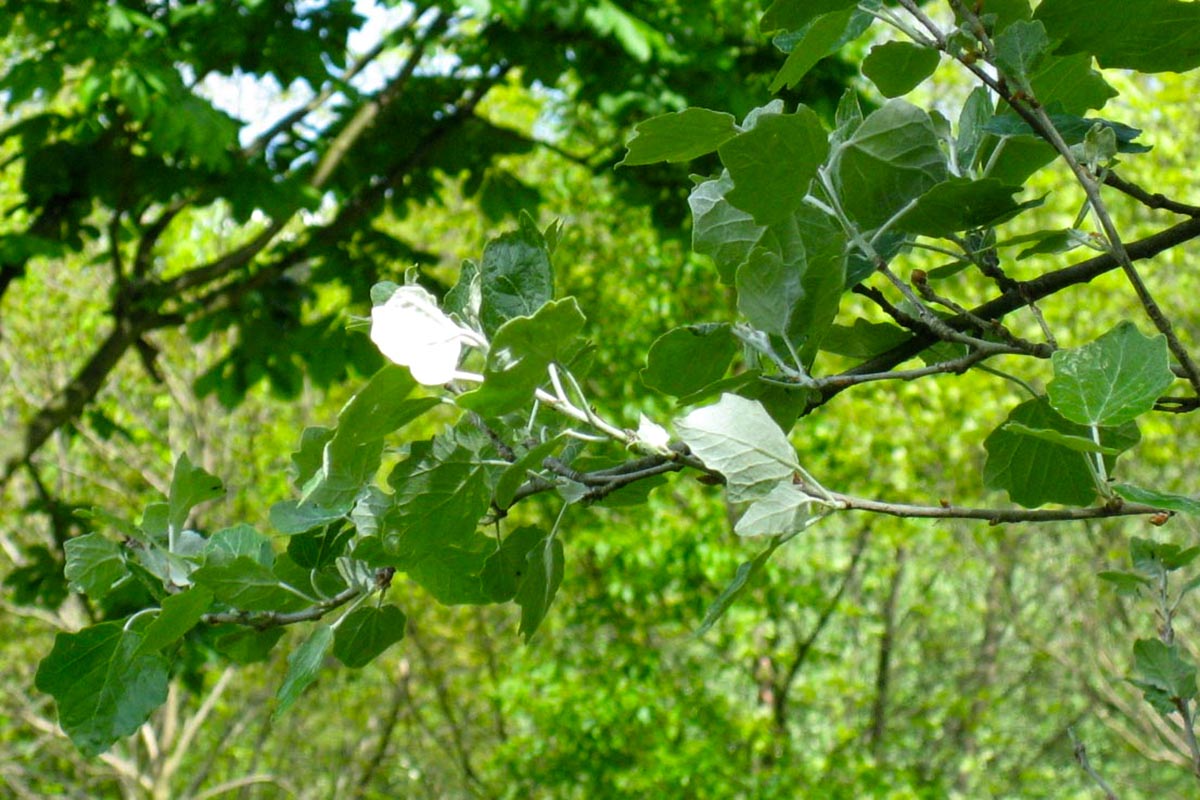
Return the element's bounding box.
[2,1,1200,798]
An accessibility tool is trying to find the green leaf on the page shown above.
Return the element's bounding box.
[297,365,437,515]
[862,41,941,97]
[351,487,391,538]
[957,87,994,170]
[1002,422,1122,454]
[385,437,493,563]
[820,319,910,358]
[1034,0,1200,74]
[689,172,768,284]
[958,0,1030,31]
[481,525,544,602]
[983,396,1141,507]
[735,483,819,537]
[287,524,354,570]
[192,557,304,611]
[760,0,857,32]
[696,537,782,635]
[1114,484,1200,515]
[274,624,333,719]
[983,114,1149,153]
[642,324,738,397]
[619,108,739,166]
[64,533,127,599]
[896,178,1028,237]
[270,499,346,536]
[1028,53,1116,115]
[333,605,407,668]
[457,298,586,415]
[290,426,335,488]
[719,107,829,226]
[167,453,224,535]
[515,536,565,643]
[494,439,560,510]
[480,211,554,336]
[369,281,401,306]
[1097,570,1151,596]
[735,207,847,361]
[834,100,947,230]
[330,365,429,446]
[737,247,795,336]
[676,394,799,503]
[1011,229,1088,260]
[35,622,170,756]
[403,532,494,605]
[768,8,859,92]
[443,260,480,318]
[136,587,214,654]
[1132,638,1197,704]
[205,524,275,567]
[993,19,1050,84]
[1048,322,1174,426]
[1130,536,1181,576]
[215,628,285,665]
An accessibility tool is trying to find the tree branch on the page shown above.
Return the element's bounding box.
[814,216,1200,411]
[201,585,363,629]
[831,492,1169,524]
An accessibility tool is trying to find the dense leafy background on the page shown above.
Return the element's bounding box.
[3,1,1200,798]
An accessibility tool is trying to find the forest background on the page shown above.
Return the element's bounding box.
[3,0,1200,798]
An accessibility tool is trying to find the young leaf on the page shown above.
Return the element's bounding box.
[1048,322,1174,426]
[718,107,829,226]
[862,41,941,98]
[619,108,739,166]
[676,394,799,503]
[35,622,170,756]
[516,536,565,643]
[274,624,334,719]
[333,605,407,668]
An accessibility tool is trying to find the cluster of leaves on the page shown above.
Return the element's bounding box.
[20,0,1200,783]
